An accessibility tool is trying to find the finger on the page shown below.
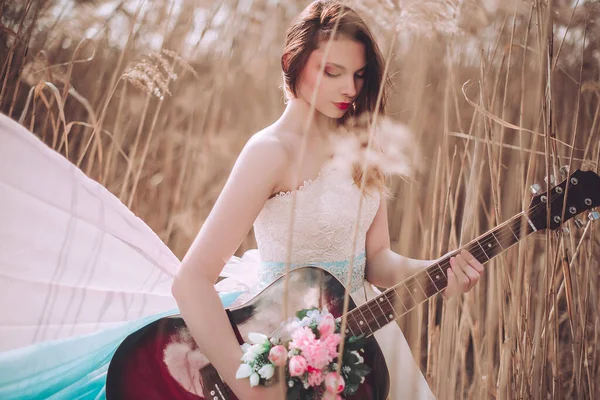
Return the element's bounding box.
[460,250,483,290]
[450,256,470,292]
[462,266,480,290]
[455,253,481,291]
[444,267,457,298]
[460,249,484,273]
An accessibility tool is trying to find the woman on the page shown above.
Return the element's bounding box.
[0,1,482,399]
[172,1,482,399]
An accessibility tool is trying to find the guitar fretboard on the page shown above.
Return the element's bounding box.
[343,212,537,337]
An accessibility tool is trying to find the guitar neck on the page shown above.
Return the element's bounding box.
[344,211,538,337]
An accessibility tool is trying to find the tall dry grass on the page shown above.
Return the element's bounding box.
[1,0,599,398]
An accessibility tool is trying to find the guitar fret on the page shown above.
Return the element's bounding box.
[406,276,428,303]
[348,311,365,336]
[495,223,522,253]
[416,276,430,298]
[435,263,447,280]
[506,223,519,242]
[363,302,382,330]
[366,300,393,327]
[426,266,443,292]
[355,304,369,328]
[392,287,409,312]
[401,282,418,309]
[373,295,393,325]
[344,322,356,337]
[355,307,371,333]
[512,218,524,237]
[475,240,491,261]
[382,293,400,319]
[490,231,504,250]
[372,302,391,328]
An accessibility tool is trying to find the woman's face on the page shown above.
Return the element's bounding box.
[296,37,366,119]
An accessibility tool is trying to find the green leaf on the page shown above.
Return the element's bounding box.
[347,373,362,385]
[353,369,371,378]
[295,307,318,320]
[352,363,371,375]
[345,383,360,394]
[344,337,366,351]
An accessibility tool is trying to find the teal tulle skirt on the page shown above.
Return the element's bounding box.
[0,292,242,400]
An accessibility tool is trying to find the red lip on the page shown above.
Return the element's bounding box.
[333,102,350,110]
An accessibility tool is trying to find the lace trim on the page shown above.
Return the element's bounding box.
[271,166,327,199]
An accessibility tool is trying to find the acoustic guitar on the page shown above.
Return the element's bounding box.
[106,169,599,400]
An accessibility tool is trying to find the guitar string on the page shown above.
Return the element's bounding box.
[347,189,581,335]
[348,213,528,334]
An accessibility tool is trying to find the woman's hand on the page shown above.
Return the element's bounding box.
[442,249,484,298]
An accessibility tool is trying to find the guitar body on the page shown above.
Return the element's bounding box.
[106,266,390,399]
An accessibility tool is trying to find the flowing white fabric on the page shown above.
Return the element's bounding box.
[0,113,434,398]
[0,114,178,351]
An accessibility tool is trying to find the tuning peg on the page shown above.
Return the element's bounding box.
[589,211,600,221]
[530,183,541,194]
[560,226,570,235]
[544,175,555,185]
[559,165,570,177]
[574,218,584,229]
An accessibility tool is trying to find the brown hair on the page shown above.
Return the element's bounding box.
[281,0,388,192]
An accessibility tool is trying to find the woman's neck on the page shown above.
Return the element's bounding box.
[277,98,335,138]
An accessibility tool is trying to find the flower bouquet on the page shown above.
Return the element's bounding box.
[235,308,371,399]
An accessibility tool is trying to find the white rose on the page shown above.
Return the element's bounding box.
[249,372,260,387]
[248,332,269,344]
[258,363,275,380]
[235,363,253,379]
[251,343,268,355]
[241,344,265,363]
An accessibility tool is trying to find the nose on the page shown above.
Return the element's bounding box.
[341,76,357,99]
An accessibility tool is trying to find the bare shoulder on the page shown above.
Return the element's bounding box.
[239,127,291,170]
[224,126,295,198]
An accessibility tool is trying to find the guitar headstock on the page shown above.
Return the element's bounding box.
[528,169,600,232]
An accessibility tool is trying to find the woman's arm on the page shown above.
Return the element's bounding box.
[365,193,483,296]
[171,134,288,399]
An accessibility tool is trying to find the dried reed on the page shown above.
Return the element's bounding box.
[1,0,599,398]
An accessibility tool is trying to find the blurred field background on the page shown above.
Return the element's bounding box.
[1,0,600,398]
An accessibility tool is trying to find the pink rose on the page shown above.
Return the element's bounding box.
[322,333,341,358]
[268,345,288,367]
[318,314,336,337]
[324,371,345,393]
[307,367,324,387]
[291,326,316,350]
[288,355,308,377]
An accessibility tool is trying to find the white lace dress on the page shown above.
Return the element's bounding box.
[217,163,436,399]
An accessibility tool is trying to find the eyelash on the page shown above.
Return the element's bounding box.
[324,71,365,79]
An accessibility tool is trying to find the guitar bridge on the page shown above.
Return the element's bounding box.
[200,364,230,400]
